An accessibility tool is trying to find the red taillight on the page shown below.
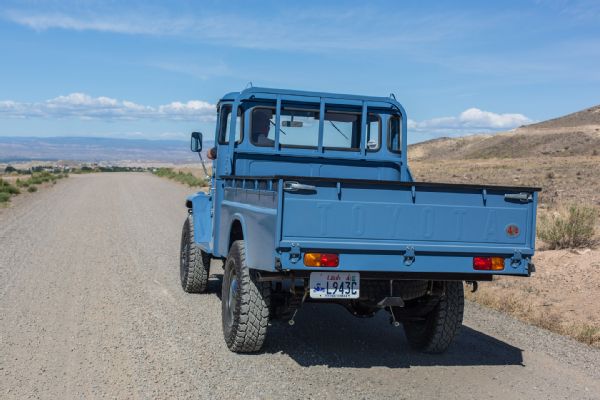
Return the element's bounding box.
[320,254,339,267]
[473,256,504,271]
[304,253,339,267]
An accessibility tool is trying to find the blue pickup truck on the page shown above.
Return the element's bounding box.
[180,87,540,354]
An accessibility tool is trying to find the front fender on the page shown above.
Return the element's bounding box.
[186,192,213,252]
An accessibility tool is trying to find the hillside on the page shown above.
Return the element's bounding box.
[409,104,600,207]
[409,105,600,161]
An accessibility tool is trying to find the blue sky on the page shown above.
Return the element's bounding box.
[0,0,599,143]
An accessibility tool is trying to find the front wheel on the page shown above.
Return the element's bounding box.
[402,281,464,353]
[222,240,271,353]
[179,214,210,293]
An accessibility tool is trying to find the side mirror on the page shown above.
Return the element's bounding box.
[190,131,203,152]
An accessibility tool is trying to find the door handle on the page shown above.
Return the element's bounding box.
[283,181,317,192]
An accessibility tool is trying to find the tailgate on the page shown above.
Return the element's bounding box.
[280,178,539,254]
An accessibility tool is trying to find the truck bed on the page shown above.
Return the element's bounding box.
[219,175,540,278]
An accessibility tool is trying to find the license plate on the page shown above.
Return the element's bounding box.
[309,272,360,299]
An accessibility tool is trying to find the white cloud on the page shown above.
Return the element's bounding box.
[410,108,532,139]
[458,108,531,128]
[0,93,216,122]
[2,8,466,52]
[3,11,175,35]
[407,108,533,143]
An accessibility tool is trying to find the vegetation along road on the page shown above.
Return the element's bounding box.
[1,173,599,399]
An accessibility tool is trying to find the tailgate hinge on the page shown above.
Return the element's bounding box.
[510,250,523,268]
[403,246,415,266]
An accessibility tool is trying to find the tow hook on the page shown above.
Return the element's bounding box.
[466,281,478,293]
[288,289,308,326]
[389,313,400,327]
[385,280,401,327]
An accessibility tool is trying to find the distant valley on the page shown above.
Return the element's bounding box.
[0,136,213,164]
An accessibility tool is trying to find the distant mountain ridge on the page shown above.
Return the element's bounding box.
[409,104,600,161]
[3,103,599,164]
[0,136,214,163]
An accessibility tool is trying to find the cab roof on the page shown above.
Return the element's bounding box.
[219,86,405,113]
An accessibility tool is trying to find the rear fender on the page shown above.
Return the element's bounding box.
[226,213,266,270]
[186,192,213,252]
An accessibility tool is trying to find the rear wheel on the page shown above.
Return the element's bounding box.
[402,281,464,353]
[179,214,210,293]
[222,240,271,353]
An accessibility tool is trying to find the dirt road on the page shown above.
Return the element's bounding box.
[1,173,599,399]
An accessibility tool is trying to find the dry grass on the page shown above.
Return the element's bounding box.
[410,155,600,208]
[152,168,208,187]
[538,205,598,249]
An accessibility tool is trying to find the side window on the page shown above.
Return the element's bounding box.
[366,113,381,151]
[218,105,242,144]
[250,107,275,147]
[388,115,402,153]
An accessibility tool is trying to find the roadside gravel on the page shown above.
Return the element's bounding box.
[1,173,599,399]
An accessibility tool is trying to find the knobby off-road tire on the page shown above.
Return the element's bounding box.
[179,214,210,293]
[222,240,271,353]
[403,281,464,353]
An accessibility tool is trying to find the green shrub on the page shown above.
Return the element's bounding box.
[538,205,598,249]
[27,185,38,193]
[0,192,10,203]
[152,168,206,187]
[0,180,20,195]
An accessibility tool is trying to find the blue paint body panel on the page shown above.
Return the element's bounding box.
[187,87,540,279]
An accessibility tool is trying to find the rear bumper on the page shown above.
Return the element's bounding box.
[277,250,533,278]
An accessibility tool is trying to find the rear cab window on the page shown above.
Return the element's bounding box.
[249,104,382,151]
[280,105,320,148]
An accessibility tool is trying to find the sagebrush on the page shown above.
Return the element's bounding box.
[537,205,598,249]
[152,168,207,187]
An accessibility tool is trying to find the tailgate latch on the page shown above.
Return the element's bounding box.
[403,246,415,266]
[505,192,533,203]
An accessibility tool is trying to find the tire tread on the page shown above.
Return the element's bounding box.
[180,214,210,293]
[223,240,270,352]
[403,281,464,353]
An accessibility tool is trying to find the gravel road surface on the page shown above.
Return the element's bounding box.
[1,173,599,399]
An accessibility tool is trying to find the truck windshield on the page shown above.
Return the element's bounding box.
[250,105,381,151]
